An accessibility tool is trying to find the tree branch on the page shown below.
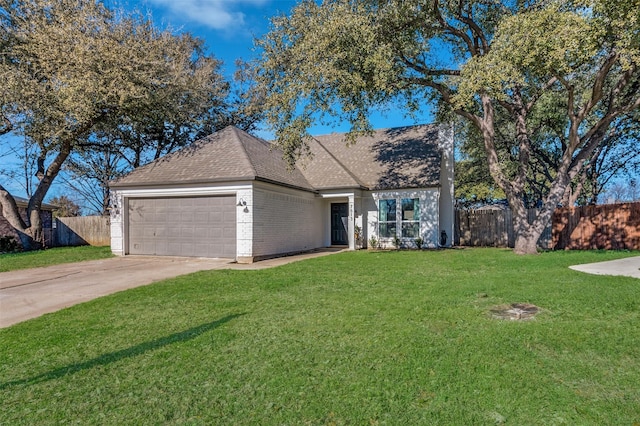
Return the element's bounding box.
[0,115,13,136]
[0,184,28,232]
[432,0,477,56]
[526,77,559,112]
[578,51,619,121]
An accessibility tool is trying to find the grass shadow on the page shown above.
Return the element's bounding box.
[0,313,244,389]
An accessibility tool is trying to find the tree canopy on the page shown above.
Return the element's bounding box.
[0,0,228,248]
[256,0,640,253]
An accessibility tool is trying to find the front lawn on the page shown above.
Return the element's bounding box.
[1,249,638,424]
[0,245,113,272]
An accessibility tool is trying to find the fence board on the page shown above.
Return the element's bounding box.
[455,208,551,249]
[54,216,110,247]
[552,202,640,250]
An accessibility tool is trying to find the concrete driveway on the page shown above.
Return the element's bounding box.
[0,256,234,328]
[0,249,343,328]
[569,256,640,279]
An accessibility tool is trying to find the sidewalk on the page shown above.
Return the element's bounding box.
[569,256,640,279]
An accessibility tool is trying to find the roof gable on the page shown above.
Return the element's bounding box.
[111,126,314,191]
[302,125,442,190]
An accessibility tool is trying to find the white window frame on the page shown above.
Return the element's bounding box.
[377,196,421,240]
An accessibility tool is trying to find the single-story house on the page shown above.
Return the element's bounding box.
[109,124,454,263]
[0,196,56,249]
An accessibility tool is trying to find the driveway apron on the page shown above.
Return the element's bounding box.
[0,256,232,328]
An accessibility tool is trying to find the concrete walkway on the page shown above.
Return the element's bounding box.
[569,256,640,279]
[0,249,342,328]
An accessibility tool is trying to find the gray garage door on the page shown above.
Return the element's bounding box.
[128,196,236,258]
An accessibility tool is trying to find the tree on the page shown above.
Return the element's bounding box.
[454,120,507,208]
[255,0,640,254]
[59,58,265,216]
[456,106,640,208]
[0,0,227,249]
[49,195,81,218]
[62,143,127,215]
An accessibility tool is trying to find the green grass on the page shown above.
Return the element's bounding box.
[0,245,113,272]
[1,248,639,425]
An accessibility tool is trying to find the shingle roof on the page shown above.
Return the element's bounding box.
[110,126,314,191]
[302,124,442,190]
[111,124,443,192]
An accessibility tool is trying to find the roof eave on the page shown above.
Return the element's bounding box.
[109,175,257,189]
[254,177,318,194]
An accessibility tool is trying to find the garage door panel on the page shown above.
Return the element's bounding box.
[194,212,208,222]
[128,196,236,258]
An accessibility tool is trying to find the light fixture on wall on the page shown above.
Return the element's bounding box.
[237,197,249,213]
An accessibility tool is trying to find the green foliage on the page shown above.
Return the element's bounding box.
[1,249,639,424]
[0,236,19,253]
[414,236,423,249]
[367,235,378,249]
[49,195,81,218]
[0,0,230,245]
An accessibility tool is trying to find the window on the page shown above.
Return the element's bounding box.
[378,197,421,240]
[401,198,420,238]
[378,199,396,238]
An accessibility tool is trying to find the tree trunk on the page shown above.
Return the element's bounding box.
[0,141,72,251]
[513,232,539,254]
[0,184,43,250]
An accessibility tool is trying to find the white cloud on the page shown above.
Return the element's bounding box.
[148,0,269,30]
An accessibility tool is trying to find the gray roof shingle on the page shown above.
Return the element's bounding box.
[302,124,442,190]
[110,126,314,191]
[111,124,442,192]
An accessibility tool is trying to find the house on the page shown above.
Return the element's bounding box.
[109,124,454,262]
[0,196,56,250]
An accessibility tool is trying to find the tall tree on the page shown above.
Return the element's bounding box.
[255,0,640,254]
[61,58,265,216]
[0,0,227,249]
[49,195,81,218]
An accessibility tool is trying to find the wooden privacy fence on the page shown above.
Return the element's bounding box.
[455,208,552,249]
[54,216,110,247]
[552,202,640,250]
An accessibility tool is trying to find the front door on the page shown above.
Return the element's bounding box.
[331,203,349,245]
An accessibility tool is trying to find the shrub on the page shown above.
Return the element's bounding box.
[0,236,20,253]
[415,237,424,249]
[368,236,378,250]
[354,225,363,248]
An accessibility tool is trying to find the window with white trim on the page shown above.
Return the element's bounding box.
[378,197,421,239]
[401,198,420,238]
[378,199,396,238]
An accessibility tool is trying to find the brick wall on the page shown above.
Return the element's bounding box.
[251,184,323,259]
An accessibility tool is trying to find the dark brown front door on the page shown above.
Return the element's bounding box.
[331,203,349,245]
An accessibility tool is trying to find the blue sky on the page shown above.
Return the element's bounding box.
[111,0,297,77]
[113,0,430,133]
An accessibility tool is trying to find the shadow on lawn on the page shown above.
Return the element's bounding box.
[0,313,244,389]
